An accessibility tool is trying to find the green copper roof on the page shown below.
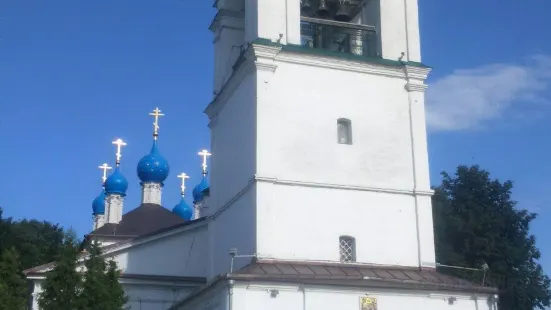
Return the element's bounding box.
[251,38,431,69]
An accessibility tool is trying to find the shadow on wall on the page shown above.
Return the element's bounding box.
[117,227,209,309]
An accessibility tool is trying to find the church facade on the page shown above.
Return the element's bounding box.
[26,0,500,309]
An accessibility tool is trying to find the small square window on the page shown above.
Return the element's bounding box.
[339,236,356,262]
[337,118,352,145]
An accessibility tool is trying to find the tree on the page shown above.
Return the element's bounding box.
[0,207,66,270]
[433,165,551,310]
[77,241,128,310]
[103,259,128,309]
[0,247,27,310]
[38,231,82,310]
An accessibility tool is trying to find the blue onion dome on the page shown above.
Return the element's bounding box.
[137,141,170,184]
[105,167,129,196]
[173,197,193,221]
[92,190,106,215]
[192,175,209,202]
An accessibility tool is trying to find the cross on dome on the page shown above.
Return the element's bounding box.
[98,163,112,184]
[177,172,190,196]
[112,138,127,166]
[149,107,165,140]
[198,149,211,174]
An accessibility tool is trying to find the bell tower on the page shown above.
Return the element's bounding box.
[207,0,433,279]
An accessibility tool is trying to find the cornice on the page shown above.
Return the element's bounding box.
[205,43,281,121]
[255,175,435,197]
[205,40,433,121]
[404,64,431,92]
[209,9,245,33]
[276,51,407,79]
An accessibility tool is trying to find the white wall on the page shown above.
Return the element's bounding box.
[123,282,196,310]
[236,284,496,310]
[208,185,257,279]
[207,49,435,271]
[254,59,434,267]
[176,282,228,310]
[177,282,496,310]
[110,226,208,278]
[378,0,422,61]
[209,72,257,214]
[29,226,208,310]
[256,61,416,190]
[256,183,419,266]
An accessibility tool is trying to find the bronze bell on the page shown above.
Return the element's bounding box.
[316,0,330,18]
[301,0,313,16]
[335,1,353,22]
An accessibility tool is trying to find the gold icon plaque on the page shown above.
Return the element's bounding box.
[360,296,377,310]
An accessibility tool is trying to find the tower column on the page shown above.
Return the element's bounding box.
[93,214,105,230]
[141,182,162,205]
[245,0,301,44]
[105,194,124,224]
[405,65,436,269]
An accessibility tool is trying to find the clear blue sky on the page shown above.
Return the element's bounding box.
[1,0,550,275]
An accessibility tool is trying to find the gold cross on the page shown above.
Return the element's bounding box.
[177,172,190,195]
[198,149,212,174]
[149,107,165,139]
[98,163,112,184]
[112,138,127,165]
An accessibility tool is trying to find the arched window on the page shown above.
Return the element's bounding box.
[339,235,356,262]
[337,118,352,145]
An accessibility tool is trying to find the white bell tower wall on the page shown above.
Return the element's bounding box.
[206,0,433,279]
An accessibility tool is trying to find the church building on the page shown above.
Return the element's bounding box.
[25,0,500,309]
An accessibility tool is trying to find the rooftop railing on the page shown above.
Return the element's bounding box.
[300,17,379,58]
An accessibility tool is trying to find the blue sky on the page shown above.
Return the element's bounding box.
[1,0,550,277]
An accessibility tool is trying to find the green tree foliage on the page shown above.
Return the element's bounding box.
[77,241,128,310]
[38,231,82,310]
[0,207,65,269]
[433,165,551,310]
[0,247,27,310]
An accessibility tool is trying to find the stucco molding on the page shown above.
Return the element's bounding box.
[276,51,411,79]
[209,9,245,33]
[255,175,434,196]
[206,44,280,122]
[208,175,435,223]
[404,65,431,92]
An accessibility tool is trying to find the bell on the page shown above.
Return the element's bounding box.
[301,0,313,16]
[335,1,353,22]
[316,0,330,18]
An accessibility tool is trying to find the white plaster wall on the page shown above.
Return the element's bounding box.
[256,182,419,266]
[233,284,496,310]
[208,185,257,279]
[110,226,208,278]
[124,283,196,310]
[209,73,256,214]
[213,17,245,94]
[176,282,228,310]
[141,182,163,205]
[256,61,415,191]
[379,0,421,61]
[244,0,301,44]
[252,58,435,267]
[208,56,435,269]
